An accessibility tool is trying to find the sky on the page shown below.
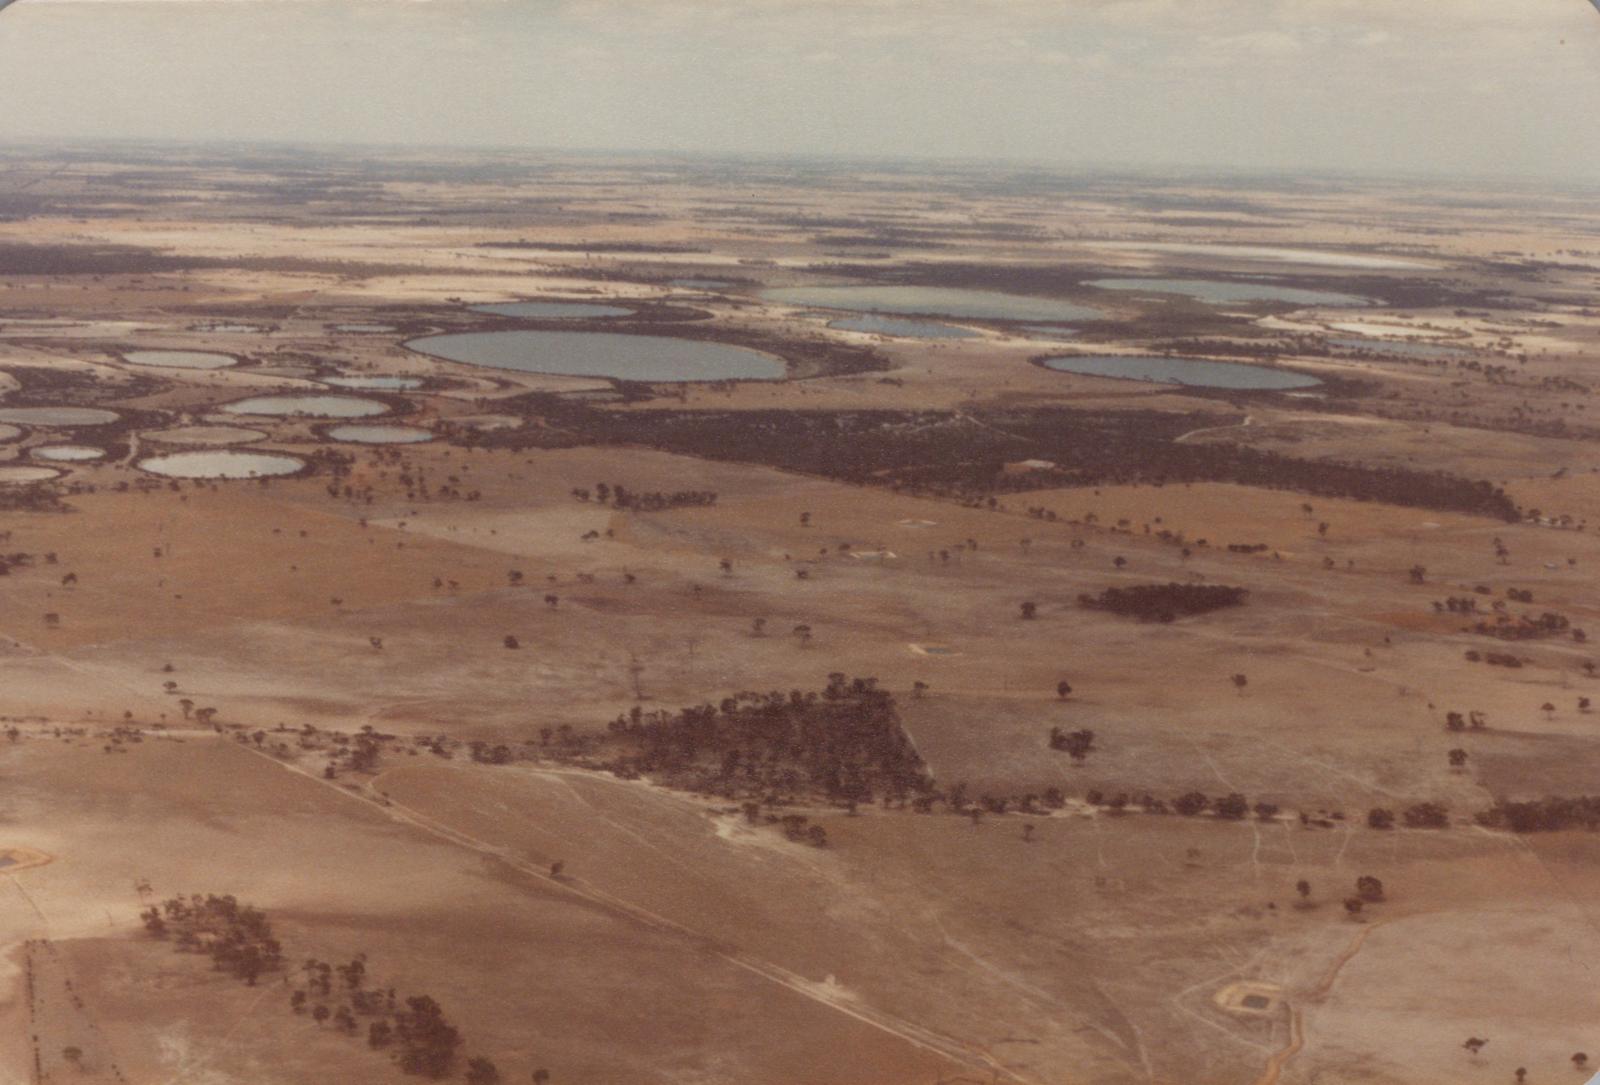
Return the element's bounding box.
[0,0,1598,180]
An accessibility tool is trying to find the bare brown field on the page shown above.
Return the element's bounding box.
[0,149,1597,1085]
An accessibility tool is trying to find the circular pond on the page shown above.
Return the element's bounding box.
[122,350,237,370]
[31,445,104,462]
[407,331,784,382]
[144,425,269,446]
[0,465,62,484]
[324,375,424,391]
[219,395,390,419]
[765,285,1103,323]
[324,424,434,445]
[0,407,119,427]
[1041,354,1320,390]
[471,301,634,320]
[139,451,306,479]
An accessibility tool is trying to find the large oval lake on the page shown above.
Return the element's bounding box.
[406,331,785,382]
[139,451,306,479]
[766,286,1103,323]
[1088,278,1369,307]
[123,350,237,370]
[1042,354,1321,390]
[471,302,634,320]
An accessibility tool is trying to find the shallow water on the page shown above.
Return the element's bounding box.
[766,285,1103,323]
[669,278,734,290]
[1041,353,1320,390]
[123,350,237,370]
[324,424,434,445]
[144,425,269,446]
[31,445,104,462]
[324,375,424,391]
[471,301,634,319]
[0,425,20,442]
[334,323,398,333]
[0,465,61,484]
[1018,326,1082,340]
[1088,278,1370,307]
[139,450,306,479]
[1097,242,1435,271]
[0,407,120,427]
[408,330,784,382]
[1327,337,1471,359]
[826,315,979,339]
[220,395,390,419]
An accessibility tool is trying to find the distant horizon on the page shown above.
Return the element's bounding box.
[2,135,1598,195]
[0,0,1596,184]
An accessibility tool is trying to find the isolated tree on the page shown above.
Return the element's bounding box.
[1019,601,1037,621]
[749,617,766,637]
[1409,564,1427,584]
[1056,679,1073,700]
[1356,875,1385,903]
[912,681,929,699]
[1448,748,1469,769]
[466,1057,502,1085]
[1542,702,1557,720]
[532,1071,551,1085]
[1463,1037,1488,1057]
[1367,808,1395,830]
[1573,1052,1588,1071]
[1343,897,1364,919]
[1231,673,1248,694]
[1515,1068,1526,1084]
[1295,879,1311,902]
[504,635,520,650]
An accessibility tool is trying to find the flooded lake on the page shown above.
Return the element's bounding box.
[407,331,784,382]
[31,445,105,462]
[220,395,390,419]
[471,301,634,319]
[826,315,978,339]
[765,286,1103,322]
[0,407,120,427]
[325,375,425,391]
[139,450,306,479]
[324,424,434,444]
[123,350,237,370]
[1042,354,1321,390]
[1088,278,1370,307]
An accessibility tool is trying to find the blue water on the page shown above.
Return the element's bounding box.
[826,315,978,339]
[407,330,784,382]
[1042,354,1320,390]
[1088,278,1370,307]
[765,285,1103,322]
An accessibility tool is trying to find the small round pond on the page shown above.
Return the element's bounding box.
[122,350,237,370]
[827,315,978,339]
[139,451,306,479]
[406,331,784,382]
[766,285,1102,323]
[1088,278,1370,307]
[31,445,104,462]
[471,301,634,320]
[0,407,120,427]
[219,395,390,419]
[0,465,62,484]
[145,425,269,446]
[324,375,425,391]
[324,424,434,445]
[1041,354,1321,390]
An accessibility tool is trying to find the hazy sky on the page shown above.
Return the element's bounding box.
[1,0,1598,179]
